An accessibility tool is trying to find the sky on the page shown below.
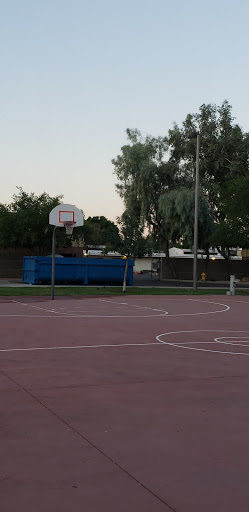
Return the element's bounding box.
[1,0,249,222]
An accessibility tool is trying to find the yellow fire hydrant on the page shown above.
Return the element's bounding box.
[201,272,206,281]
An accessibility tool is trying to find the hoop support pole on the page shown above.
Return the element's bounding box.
[51,225,58,300]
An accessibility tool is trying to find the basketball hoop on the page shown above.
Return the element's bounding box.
[63,221,76,235]
[49,204,84,300]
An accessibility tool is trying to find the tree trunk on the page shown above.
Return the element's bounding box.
[122,257,129,293]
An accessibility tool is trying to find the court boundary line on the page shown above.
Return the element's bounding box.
[0,298,230,319]
[99,298,169,314]
[156,330,249,357]
[10,299,169,318]
[0,313,170,318]
[0,341,162,353]
[166,299,230,316]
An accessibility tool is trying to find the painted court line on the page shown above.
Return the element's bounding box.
[0,313,169,318]
[214,336,249,347]
[166,300,230,316]
[12,300,69,315]
[10,299,168,318]
[0,298,230,318]
[99,299,168,315]
[0,341,161,353]
[100,298,230,317]
[165,341,217,345]
[156,330,249,357]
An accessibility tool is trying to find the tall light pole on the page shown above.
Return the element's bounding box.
[193,132,200,290]
[188,131,200,290]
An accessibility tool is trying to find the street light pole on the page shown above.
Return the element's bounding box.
[193,132,200,290]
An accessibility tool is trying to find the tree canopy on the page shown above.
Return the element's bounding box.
[166,100,249,222]
[117,209,149,292]
[117,209,149,258]
[112,128,179,256]
[0,189,120,253]
[113,101,249,258]
[159,187,214,253]
[211,175,249,252]
[0,188,69,250]
[81,216,120,249]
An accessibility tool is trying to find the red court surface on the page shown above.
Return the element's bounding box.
[1,295,249,511]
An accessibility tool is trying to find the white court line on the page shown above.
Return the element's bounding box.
[214,336,249,347]
[156,330,249,357]
[99,299,168,314]
[60,310,97,314]
[99,298,230,316]
[0,342,161,353]
[164,341,217,345]
[1,298,229,318]
[0,314,71,318]
[7,299,169,318]
[13,300,68,315]
[0,313,169,318]
[165,299,230,316]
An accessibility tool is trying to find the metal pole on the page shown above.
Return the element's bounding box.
[51,226,58,300]
[193,132,200,290]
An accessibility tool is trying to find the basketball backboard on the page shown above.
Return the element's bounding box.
[49,204,84,228]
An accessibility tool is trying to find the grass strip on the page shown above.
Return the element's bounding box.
[0,286,249,296]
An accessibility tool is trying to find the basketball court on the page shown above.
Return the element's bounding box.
[1,294,249,511]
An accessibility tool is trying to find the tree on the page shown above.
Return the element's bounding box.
[113,102,249,267]
[117,210,149,292]
[167,101,249,222]
[211,175,249,252]
[112,129,179,257]
[166,101,249,258]
[0,204,14,248]
[159,187,214,254]
[0,188,70,250]
[80,216,120,250]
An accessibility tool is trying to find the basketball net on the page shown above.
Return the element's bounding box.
[63,221,76,235]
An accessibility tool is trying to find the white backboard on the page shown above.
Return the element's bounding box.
[49,204,84,227]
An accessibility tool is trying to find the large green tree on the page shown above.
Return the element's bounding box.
[211,175,249,253]
[81,216,120,250]
[167,100,249,221]
[0,204,14,248]
[112,129,179,256]
[113,102,249,262]
[159,187,214,254]
[117,209,149,291]
[0,188,70,250]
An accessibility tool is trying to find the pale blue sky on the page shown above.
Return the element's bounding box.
[1,0,249,221]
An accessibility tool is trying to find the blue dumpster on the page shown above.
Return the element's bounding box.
[22,257,134,285]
